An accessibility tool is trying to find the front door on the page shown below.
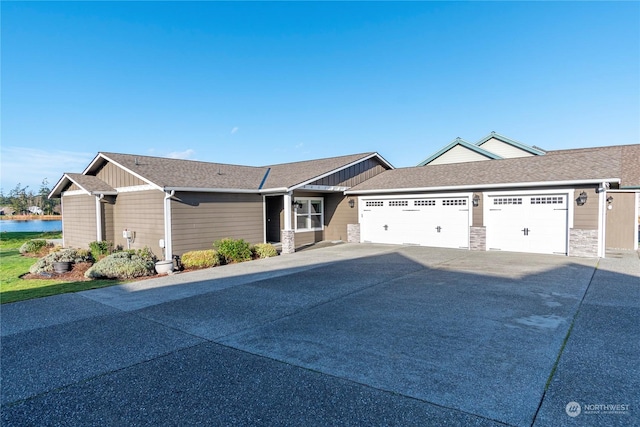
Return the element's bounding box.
[265,196,283,243]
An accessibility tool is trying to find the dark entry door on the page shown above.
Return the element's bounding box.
[265,196,283,243]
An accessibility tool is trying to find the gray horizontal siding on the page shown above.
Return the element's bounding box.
[171,192,264,256]
[62,194,96,249]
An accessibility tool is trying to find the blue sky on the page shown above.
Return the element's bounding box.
[2,1,639,194]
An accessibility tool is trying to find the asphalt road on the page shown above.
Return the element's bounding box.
[2,244,638,426]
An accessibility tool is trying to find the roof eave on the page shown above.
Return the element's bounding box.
[165,187,261,194]
[346,178,622,195]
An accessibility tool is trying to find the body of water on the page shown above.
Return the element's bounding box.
[0,220,62,233]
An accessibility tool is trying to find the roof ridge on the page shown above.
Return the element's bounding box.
[264,152,375,168]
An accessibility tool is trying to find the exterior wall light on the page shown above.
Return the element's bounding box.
[576,191,588,206]
[348,198,355,208]
[472,194,480,207]
[606,195,613,210]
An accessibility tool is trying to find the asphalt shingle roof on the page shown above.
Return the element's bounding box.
[94,152,379,191]
[348,144,640,192]
[65,173,117,193]
[263,153,378,189]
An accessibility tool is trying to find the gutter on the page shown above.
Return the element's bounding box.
[164,187,261,194]
[345,178,622,195]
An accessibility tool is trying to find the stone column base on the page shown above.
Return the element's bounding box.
[569,228,598,257]
[470,226,486,251]
[347,224,360,243]
[281,230,295,254]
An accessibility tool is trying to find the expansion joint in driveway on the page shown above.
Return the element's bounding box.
[530,259,601,426]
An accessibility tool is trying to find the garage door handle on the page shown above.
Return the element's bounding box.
[436,226,442,233]
[521,228,530,236]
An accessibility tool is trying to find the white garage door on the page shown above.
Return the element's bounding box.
[485,194,568,255]
[360,196,470,249]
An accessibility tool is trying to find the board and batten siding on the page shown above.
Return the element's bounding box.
[171,192,264,256]
[62,194,97,249]
[110,190,165,258]
[95,162,146,188]
[573,188,599,230]
[307,158,389,188]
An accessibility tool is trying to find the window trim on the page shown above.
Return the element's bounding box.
[294,197,324,232]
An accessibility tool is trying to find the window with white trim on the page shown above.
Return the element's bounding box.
[294,198,324,231]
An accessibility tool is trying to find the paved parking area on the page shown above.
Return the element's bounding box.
[1,244,638,426]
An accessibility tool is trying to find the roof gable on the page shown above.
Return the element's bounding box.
[417,138,501,166]
[476,132,546,157]
[49,173,117,198]
[263,152,393,190]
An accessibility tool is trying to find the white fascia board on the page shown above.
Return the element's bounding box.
[288,153,395,192]
[259,187,290,195]
[165,187,260,194]
[94,153,164,191]
[49,175,75,198]
[91,191,118,196]
[346,179,622,195]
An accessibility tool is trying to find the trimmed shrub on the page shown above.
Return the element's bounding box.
[89,240,113,260]
[29,248,93,274]
[214,238,252,264]
[19,239,51,255]
[252,243,278,259]
[181,249,221,269]
[84,247,157,280]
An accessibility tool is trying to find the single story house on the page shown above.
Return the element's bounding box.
[50,137,639,260]
[49,152,393,259]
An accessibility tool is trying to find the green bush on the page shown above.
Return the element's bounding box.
[29,248,93,274]
[252,243,278,259]
[89,240,113,260]
[19,239,51,255]
[84,247,157,280]
[214,238,252,264]
[181,249,221,269]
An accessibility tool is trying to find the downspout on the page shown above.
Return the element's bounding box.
[597,183,607,258]
[164,190,175,261]
[95,194,104,241]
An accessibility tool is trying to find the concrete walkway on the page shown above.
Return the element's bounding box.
[1,245,638,426]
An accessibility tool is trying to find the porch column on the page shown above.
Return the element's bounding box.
[95,195,103,241]
[282,192,295,254]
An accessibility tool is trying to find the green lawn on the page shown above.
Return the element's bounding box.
[0,232,120,304]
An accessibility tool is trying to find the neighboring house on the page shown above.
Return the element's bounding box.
[348,144,640,257]
[0,207,16,216]
[28,206,44,215]
[417,132,546,166]
[49,152,393,259]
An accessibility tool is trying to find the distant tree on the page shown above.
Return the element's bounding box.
[9,184,30,215]
[0,189,10,206]
[39,179,57,215]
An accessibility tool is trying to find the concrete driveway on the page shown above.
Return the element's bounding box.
[1,244,638,426]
